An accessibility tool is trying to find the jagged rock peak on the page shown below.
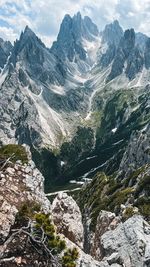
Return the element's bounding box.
[19,25,45,47]
[120,28,135,56]
[73,11,82,20]
[107,28,137,81]
[21,25,39,40]
[9,24,47,67]
[102,19,123,46]
[57,11,99,40]
[50,12,99,61]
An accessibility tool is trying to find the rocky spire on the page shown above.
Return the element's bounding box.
[102,20,123,46]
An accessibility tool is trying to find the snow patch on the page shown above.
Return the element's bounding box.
[112,127,117,133]
[61,161,65,167]
[51,84,65,95]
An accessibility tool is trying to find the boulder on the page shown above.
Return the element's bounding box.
[100,215,150,267]
[52,192,84,248]
[91,210,120,260]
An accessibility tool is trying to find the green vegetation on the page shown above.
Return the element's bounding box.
[96,90,137,146]
[31,146,60,192]
[62,247,79,267]
[122,206,138,220]
[16,200,41,224]
[136,197,150,219]
[16,203,79,266]
[0,144,28,164]
[34,213,78,265]
[135,174,150,197]
[34,213,66,254]
[60,126,94,165]
[123,166,146,187]
[109,188,134,211]
[78,172,123,230]
[82,111,103,129]
[78,165,150,231]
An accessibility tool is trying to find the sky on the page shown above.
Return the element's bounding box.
[0,0,150,47]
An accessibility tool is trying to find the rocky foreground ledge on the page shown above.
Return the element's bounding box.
[0,145,150,267]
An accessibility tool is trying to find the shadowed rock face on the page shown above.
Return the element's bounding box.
[107,29,136,81]
[99,20,123,68]
[145,38,150,69]
[107,28,150,81]
[10,26,66,86]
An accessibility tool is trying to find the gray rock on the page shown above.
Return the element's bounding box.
[52,192,84,248]
[91,211,120,260]
[100,215,150,267]
[102,20,123,47]
[0,38,13,71]
[107,29,136,81]
[0,154,51,242]
[119,123,150,178]
[51,12,99,63]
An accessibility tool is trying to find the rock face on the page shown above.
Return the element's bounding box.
[102,20,123,47]
[0,146,51,243]
[52,192,84,248]
[0,38,12,71]
[64,237,109,267]
[119,123,150,178]
[91,211,120,260]
[11,26,66,86]
[51,12,99,64]
[107,28,136,81]
[99,215,150,267]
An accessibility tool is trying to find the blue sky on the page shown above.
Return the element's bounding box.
[0,0,150,46]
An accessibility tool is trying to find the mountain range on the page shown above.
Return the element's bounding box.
[0,12,150,189]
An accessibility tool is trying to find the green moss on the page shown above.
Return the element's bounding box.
[0,144,28,164]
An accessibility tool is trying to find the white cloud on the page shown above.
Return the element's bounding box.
[0,26,17,43]
[0,0,150,46]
